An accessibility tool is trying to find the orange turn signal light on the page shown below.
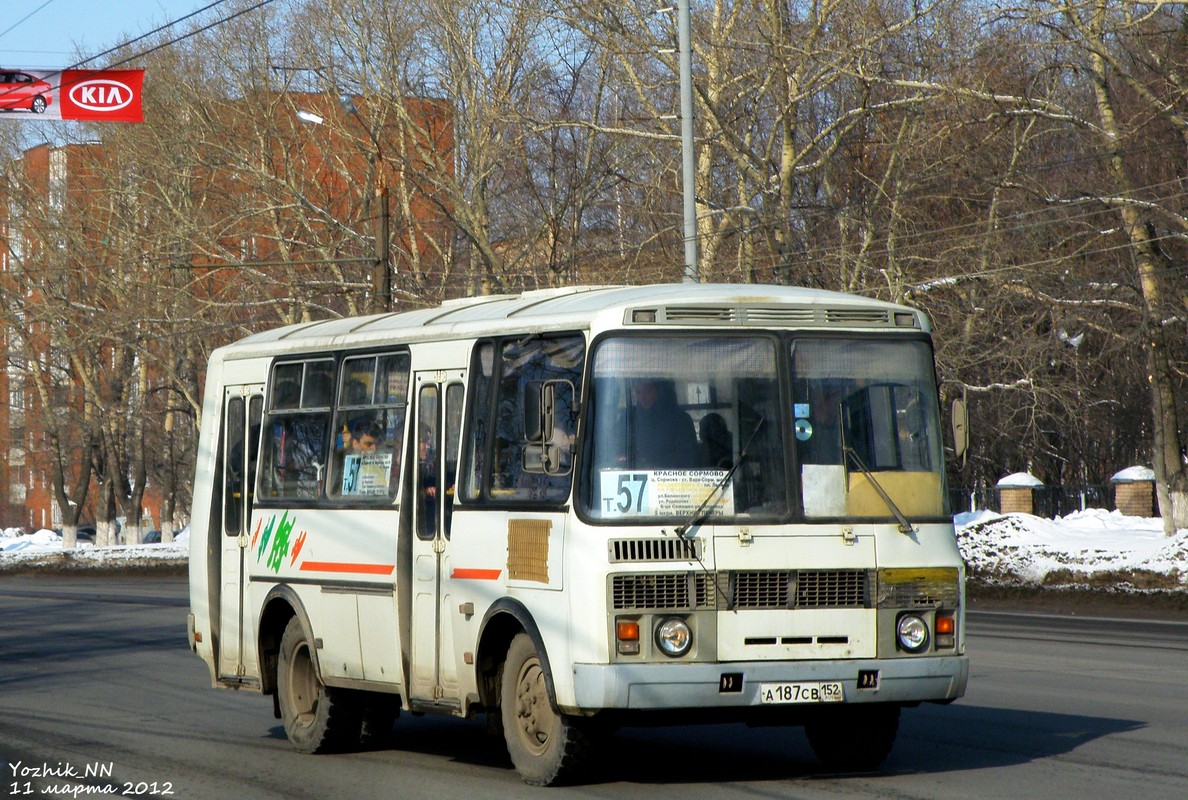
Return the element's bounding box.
[616,620,640,641]
[935,615,955,635]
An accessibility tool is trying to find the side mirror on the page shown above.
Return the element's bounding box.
[951,397,969,462]
[524,379,575,444]
[523,381,553,443]
[523,379,576,475]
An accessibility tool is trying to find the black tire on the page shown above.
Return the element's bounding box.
[276,617,361,753]
[31,96,46,114]
[805,704,900,772]
[501,633,593,786]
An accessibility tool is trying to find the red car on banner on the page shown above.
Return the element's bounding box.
[0,68,144,122]
[59,69,144,123]
[0,71,53,113]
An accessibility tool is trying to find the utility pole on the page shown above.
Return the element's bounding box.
[678,0,698,283]
[337,93,391,313]
[374,183,391,313]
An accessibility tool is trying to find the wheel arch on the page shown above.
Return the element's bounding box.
[475,597,556,711]
[257,584,316,696]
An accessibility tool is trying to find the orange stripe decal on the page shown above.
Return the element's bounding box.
[451,568,502,580]
[299,561,395,575]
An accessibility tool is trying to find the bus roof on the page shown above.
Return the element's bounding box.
[221,283,930,359]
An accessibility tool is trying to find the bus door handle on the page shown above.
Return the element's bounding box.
[433,538,446,554]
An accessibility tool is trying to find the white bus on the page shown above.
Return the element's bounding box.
[188,283,968,785]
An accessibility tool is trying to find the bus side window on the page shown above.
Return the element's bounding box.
[479,334,584,503]
[247,395,262,515]
[330,352,408,500]
[260,359,333,500]
[461,342,495,502]
[223,397,245,536]
[444,383,463,534]
[223,393,263,533]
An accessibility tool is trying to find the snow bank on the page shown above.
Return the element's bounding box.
[957,508,1187,586]
[0,528,188,572]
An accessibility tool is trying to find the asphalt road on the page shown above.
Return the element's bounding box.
[2,574,1186,799]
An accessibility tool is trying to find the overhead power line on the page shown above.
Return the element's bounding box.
[0,0,59,44]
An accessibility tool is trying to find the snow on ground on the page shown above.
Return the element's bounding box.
[956,509,1188,587]
[2,512,1187,588]
[0,527,188,571]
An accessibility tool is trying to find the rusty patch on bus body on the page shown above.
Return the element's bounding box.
[507,519,551,583]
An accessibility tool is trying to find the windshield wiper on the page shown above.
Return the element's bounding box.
[675,415,765,539]
[841,444,918,536]
[670,415,768,612]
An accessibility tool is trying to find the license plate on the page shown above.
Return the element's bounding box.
[758,681,844,704]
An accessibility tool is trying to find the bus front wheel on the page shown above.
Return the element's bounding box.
[277,617,360,753]
[804,704,900,772]
[500,633,592,786]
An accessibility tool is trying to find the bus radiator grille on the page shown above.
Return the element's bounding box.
[610,570,871,611]
[611,572,716,610]
[732,569,871,609]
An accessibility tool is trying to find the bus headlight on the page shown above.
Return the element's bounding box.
[896,613,930,653]
[654,617,692,658]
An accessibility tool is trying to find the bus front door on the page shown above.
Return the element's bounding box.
[409,373,465,706]
[217,385,263,682]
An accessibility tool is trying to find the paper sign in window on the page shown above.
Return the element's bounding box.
[342,453,393,496]
[598,469,734,518]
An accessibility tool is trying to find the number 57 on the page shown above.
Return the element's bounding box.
[617,473,648,513]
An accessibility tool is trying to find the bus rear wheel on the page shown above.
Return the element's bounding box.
[277,617,360,753]
[500,633,593,786]
[804,704,900,772]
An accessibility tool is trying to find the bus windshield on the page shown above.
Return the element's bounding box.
[581,334,947,523]
[583,335,787,521]
[791,338,946,519]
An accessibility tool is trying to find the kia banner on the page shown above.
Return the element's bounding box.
[0,68,144,123]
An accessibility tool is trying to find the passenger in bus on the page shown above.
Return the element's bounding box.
[349,419,382,452]
[419,428,437,498]
[699,412,733,469]
[625,378,702,469]
[417,426,440,537]
[333,418,389,496]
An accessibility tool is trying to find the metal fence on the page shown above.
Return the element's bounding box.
[948,485,1114,518]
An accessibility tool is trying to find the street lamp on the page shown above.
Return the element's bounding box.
[297,96,392,313]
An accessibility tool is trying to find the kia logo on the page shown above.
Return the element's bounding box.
[68,79,134,111]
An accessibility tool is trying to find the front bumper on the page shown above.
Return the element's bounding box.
[571,655,968,711]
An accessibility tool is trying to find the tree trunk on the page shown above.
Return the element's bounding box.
[1087,18,1187,535]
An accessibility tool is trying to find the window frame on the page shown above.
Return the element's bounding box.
[258,357,336,502]
[576,329,790,526]
[459,332,586,509]
[328,351,411,502]
[255,349,411,507]
[788,331,951,522]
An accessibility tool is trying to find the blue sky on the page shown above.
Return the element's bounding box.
[0,1,225,70]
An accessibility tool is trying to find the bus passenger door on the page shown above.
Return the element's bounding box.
[217,385,263,681]
[410,373,464,705]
